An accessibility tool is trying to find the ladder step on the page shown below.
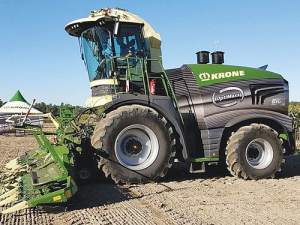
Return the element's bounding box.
[189,162,206,173]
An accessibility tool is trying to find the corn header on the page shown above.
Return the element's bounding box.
[0,107,80,213]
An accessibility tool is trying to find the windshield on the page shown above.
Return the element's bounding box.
[80,27,112,81]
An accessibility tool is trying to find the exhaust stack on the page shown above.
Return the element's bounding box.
[211,51,225,64]
[196,51,210,64]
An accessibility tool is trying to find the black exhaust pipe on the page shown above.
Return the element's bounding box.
[211,51,224,64]
[196,51,210,64]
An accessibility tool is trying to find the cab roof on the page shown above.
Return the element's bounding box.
[65,8,144,37]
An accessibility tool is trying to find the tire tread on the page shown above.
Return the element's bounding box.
[91,105,176,184]
[226,123,284,180]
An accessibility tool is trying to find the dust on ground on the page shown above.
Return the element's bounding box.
[1,135,300,225]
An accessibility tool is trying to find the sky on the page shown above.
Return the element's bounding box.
[0,1,299,106]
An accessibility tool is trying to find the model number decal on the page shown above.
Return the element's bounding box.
[212,87,244,108]
[271,98,286,106]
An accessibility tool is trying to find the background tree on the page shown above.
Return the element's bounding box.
[34,102,83,117]
[35,102,47,113]
[289,102,300,148]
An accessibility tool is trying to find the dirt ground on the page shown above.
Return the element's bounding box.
[1,135,300,225]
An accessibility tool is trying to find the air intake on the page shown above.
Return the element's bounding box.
[196,51,210,64]
[211,51,224,64]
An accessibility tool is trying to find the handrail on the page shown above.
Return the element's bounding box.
[97,56,184,124]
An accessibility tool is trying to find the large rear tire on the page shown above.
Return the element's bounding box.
[91,105,176,184]
[226,123,285,180]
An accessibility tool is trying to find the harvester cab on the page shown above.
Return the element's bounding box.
[65,8,169,107]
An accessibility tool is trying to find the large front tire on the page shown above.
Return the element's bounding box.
[91,105,176,184]
[226,123,285,180]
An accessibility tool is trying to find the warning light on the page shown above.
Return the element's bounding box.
[65,190,72,199]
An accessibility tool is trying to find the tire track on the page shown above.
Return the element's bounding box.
[52,183,173,225]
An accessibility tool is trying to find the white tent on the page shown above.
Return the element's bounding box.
[0,90,43,134]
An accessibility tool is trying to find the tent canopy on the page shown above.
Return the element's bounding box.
[10,90,27,102]
[0,90,42,114]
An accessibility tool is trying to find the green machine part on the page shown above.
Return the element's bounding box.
[0,127,77,214]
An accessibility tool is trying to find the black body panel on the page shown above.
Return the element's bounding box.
[166,66,293,159]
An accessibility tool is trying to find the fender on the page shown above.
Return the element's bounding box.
[225,113,295,154]
[225,113,292,133]
[149,95,189,160]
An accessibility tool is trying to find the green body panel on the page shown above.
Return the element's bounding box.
[187,64,282,87]
[279,134,288,140]
[190,158,219,163]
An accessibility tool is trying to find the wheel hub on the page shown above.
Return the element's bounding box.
[124,137,143,156]
[247,145,261,159]
[115,124,159,170]
[246,138,274,169]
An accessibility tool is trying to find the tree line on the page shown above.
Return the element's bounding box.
[34,102,83,117]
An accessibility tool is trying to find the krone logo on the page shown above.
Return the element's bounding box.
[199,72,210,81]
[212,87,244,108]
[199,70,245,82]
